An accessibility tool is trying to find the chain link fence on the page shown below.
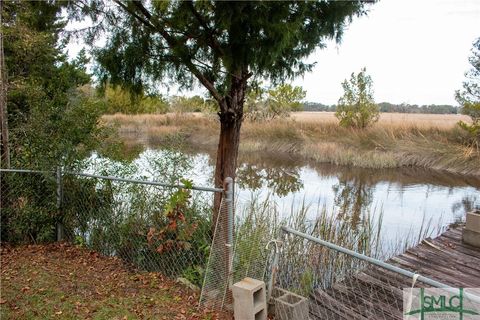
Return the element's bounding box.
[199,192,277,312]
[0,168,229,291]
[270,226,461,320]
[6,167,467,319]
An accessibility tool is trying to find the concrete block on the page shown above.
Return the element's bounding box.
[232,277,267,320]
[463,228,480,248]
[466,211,480,233]
[267,287,290,316]
[274,290,309,320]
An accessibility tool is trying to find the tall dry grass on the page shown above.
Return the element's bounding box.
[102,112,480,176]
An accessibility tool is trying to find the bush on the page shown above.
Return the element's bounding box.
[245,83,306,121]
[103,86,169,114]
[335,68,379,129]
[456,37,480,150]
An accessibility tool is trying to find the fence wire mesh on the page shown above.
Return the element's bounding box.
[4,168,439,319]
[199,196,232,310]
[199,193,278,313]
[272,228,436,320]
[1,169,219,289]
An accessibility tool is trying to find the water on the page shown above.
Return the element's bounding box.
[87,145,480,253]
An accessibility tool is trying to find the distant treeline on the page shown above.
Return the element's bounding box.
[303,102,459,114]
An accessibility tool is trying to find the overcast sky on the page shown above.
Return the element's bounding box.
[292,0,480,106]
[67,0,480,106]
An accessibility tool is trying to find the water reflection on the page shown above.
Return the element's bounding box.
[93,142,480,250]
[237,164,303,197]
[333,176,373,230]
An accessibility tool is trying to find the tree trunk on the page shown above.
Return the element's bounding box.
[213,111,242,221]
[212,75,246,234]
[210,77,245,307]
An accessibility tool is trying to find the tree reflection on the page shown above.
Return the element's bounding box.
[236,164,303,197]
[332,173,374,230]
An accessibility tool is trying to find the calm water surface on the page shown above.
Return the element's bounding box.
[87,145,480,251]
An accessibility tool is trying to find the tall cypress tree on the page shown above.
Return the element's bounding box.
[72,0,369,222]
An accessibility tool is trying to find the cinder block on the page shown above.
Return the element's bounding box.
[466,211,480,233]
[463,228,480,248]
[232,277,267,320]
[267,287,290,316]
[274,290,309,320]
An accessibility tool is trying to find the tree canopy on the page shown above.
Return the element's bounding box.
[69,0,369,221]
[3,1,105,169]
[245,83,306,121]
[74,1,366,104]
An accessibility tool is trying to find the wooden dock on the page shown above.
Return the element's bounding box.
[309,226,480,319]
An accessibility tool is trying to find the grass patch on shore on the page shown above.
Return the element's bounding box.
[103,112,480,176]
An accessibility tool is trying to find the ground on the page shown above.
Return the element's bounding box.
[0,243,226,320]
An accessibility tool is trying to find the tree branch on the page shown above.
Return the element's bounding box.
[185,1,225,57]
[114,0,224,103]
[113,0,155,30]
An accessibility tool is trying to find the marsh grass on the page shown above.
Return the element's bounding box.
[230,194,447,296]
[103,112,480,176]
[231,195,384,294]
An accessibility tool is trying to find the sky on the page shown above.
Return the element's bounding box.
[67,0,480,106]
[290,0,480,106]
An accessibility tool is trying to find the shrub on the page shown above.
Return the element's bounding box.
[456,38,480,150]
[335,68,379,129]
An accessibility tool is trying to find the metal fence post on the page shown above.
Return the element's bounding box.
[56,166,64,241]
[266,228,284,303]
[224,177,234,280]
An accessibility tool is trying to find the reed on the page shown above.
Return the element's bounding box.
[102,112,480,176]
[231,195,445,294]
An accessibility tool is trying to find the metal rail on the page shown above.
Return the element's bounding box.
[67,172,224,193]
[281,226,480,303]
[0,168,51,174]
[0,168,224,193]
[282,226,447,288]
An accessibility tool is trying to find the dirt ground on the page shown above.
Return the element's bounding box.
[0,243,227,320]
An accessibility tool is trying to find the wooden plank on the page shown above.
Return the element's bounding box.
[389,255,468,287]
[432,236,480,260]
[421,239,480,267]
[307,226,480,320]
[311,288,369,320]
[347,274,404,319]
[408,245,480,280]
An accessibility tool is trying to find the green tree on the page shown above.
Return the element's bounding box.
[335,68,379,129]
[456,37,480,149]
[267,84,306,118]
[71,1,368,219]
[3,1,106,169]
[244,83,306,121]
[170,95,207,113]
[1,1,112,243]
[103,85,169,114]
